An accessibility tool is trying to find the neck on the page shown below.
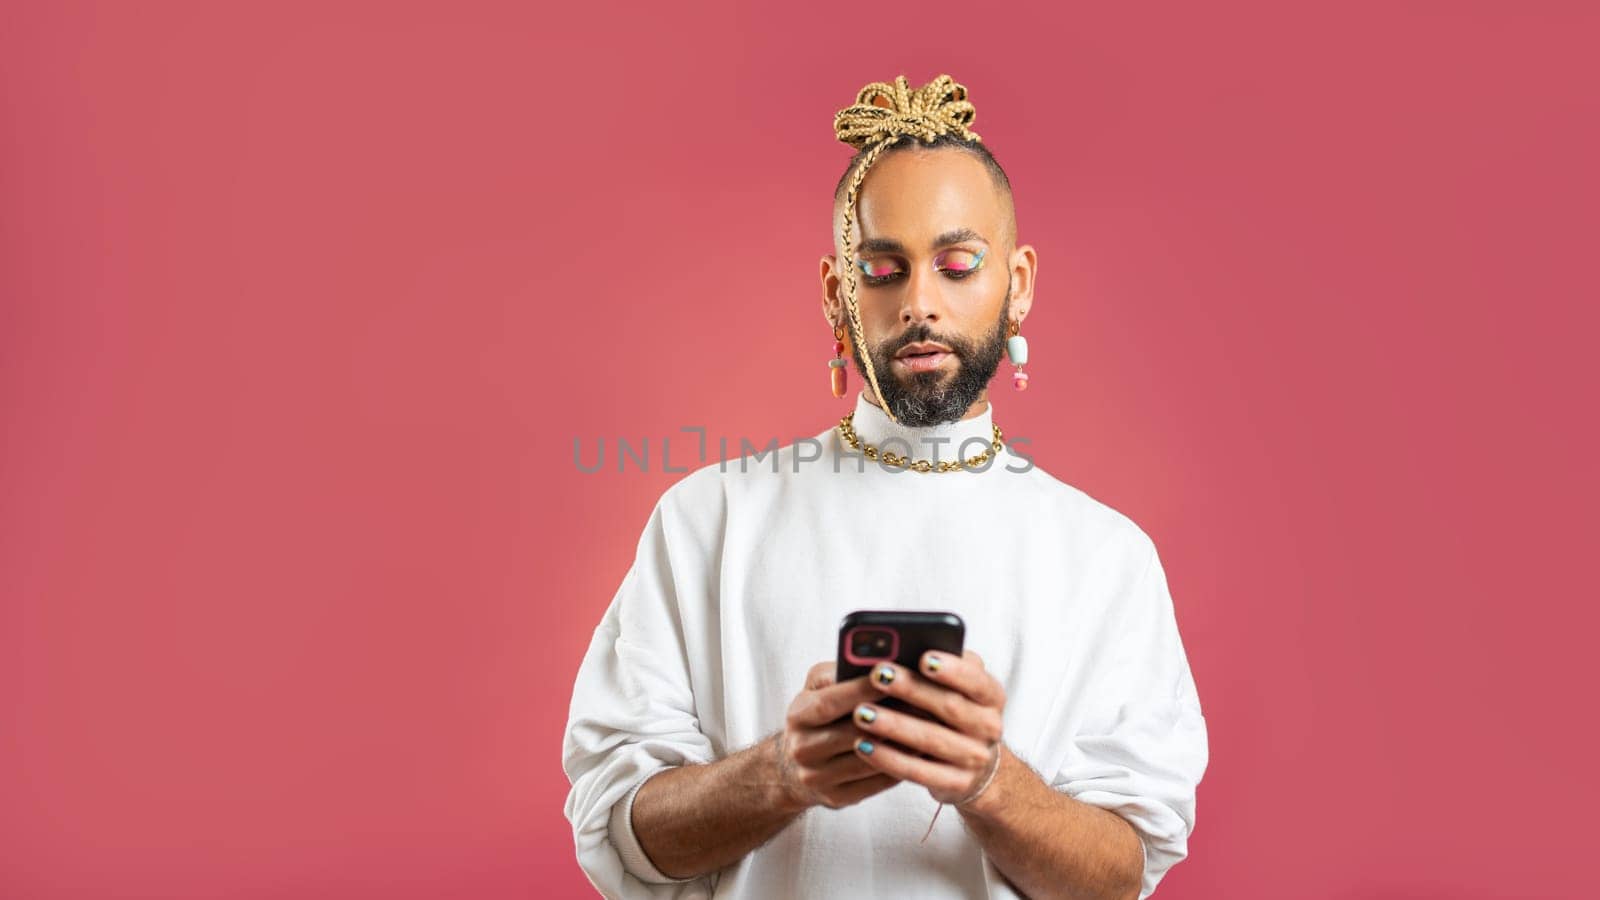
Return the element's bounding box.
[844,389,1000,469]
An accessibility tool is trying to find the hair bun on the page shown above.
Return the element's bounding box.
[833,73,982,150]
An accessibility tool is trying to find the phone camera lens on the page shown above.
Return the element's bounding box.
[852,628,894,659]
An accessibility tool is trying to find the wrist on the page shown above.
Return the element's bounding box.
[955,743,1013,823]
[766,731,814,815]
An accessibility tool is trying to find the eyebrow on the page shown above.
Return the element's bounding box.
[855,227,988,256]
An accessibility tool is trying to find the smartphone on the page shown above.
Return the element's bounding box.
[835,610,965,726]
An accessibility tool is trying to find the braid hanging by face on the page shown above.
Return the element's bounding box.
[832,74,985,427]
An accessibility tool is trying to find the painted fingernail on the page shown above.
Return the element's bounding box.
[875,664,896,685]
[925,654,943,674]
[855,704,877,724]
[856,739,875,754]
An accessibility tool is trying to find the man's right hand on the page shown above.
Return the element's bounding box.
[773,661,902,812]
[628,661,904,881]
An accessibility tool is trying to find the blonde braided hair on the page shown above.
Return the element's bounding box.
[832,74,983,426]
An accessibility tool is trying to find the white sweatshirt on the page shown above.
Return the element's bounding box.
[562,391,1208,899]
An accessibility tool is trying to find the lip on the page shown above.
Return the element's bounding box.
[892,349,952,373]
[894,342,953,359]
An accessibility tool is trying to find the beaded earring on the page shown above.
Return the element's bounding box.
[1007,320,1029,391]
[829,323,849,398]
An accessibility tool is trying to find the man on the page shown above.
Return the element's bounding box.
[562,74,1208,899]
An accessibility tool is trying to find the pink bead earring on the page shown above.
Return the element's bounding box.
[1007,320,1029,391]
[829,323,848,398]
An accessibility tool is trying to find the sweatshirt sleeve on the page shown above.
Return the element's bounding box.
[1050,540,1210,900]
[562,491,720,899]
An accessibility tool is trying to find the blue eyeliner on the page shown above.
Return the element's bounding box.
[857,246,987,278]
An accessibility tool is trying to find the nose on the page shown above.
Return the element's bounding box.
[899,265,943,326]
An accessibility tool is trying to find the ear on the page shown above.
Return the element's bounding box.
[820,253,845,332]
[1007,243,1038,327]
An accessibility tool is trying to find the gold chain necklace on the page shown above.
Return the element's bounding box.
[836,412,1005,473]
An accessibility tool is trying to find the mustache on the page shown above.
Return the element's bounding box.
[881,325,974,357]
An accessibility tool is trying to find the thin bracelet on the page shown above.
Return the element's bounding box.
[955,743,1002,807]
[919,743,1002,843]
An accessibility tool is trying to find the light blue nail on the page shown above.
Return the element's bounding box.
[857,739,875,754]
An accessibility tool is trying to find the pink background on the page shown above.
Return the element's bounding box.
[3,3,1596,898]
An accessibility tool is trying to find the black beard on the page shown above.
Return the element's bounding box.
[852,290,1011,427]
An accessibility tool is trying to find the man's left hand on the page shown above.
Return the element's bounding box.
[850,649,1005,805]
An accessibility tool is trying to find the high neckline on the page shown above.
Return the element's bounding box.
[842,390,999,467]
